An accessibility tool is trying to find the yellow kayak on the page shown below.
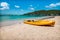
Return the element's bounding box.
[24,20,55,26]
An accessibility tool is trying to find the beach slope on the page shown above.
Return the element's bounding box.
[0,16,60,40]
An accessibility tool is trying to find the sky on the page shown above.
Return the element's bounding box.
[0,0,60,15]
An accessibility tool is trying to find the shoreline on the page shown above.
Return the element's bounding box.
[0,16,55,27]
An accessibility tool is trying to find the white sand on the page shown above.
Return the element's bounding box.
[0,16,60,40]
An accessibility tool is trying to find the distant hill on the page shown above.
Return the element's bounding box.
[23,10,60,16]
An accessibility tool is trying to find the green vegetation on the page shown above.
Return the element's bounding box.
[23,10,60,16]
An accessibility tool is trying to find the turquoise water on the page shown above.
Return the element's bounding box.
[0,15,44,22]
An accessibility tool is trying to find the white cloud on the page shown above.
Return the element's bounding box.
[45,2,60,8]
[0,2,9,10]
[29,7,35,10]
[29,5,35,11]
[56,2,60,5]
[15,5,20,8]
[50,4,56,7]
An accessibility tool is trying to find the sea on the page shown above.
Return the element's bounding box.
[0,15,45,22]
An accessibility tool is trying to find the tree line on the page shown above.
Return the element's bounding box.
[23,10,60,16]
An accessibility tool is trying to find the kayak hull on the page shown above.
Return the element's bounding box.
[24,20,55,26]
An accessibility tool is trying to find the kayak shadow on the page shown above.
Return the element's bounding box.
[38,25,54,27]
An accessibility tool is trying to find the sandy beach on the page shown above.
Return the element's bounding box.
[0,16,60,40]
